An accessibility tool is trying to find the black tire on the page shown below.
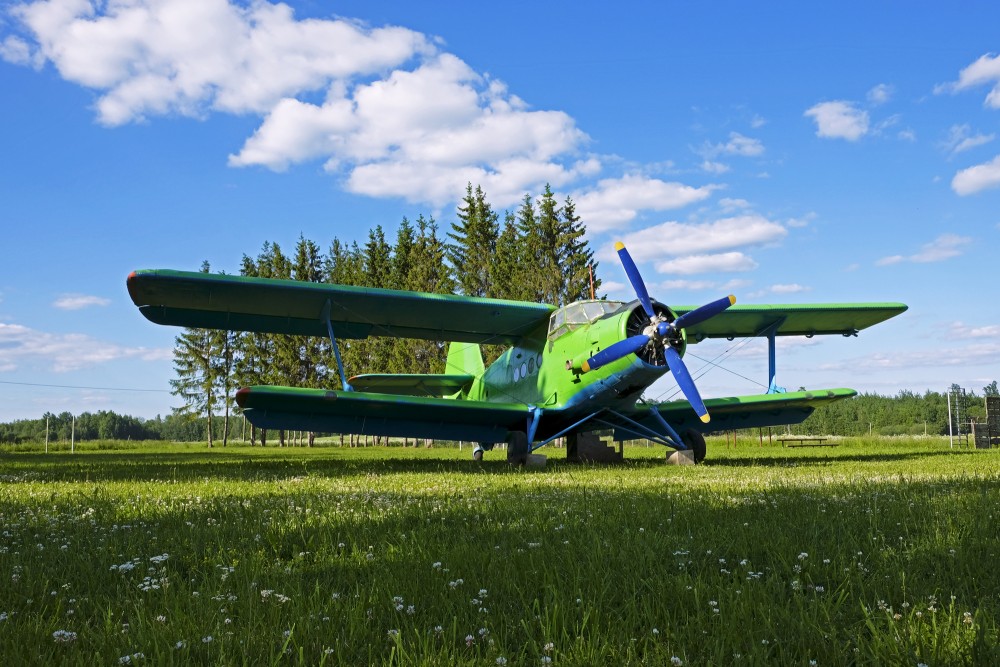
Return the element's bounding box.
[472,448,484,462]
[506,431,529,465]
[682,429,707,464]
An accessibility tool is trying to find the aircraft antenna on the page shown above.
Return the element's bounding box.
[589,263,595,300]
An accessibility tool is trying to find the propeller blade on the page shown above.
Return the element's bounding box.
[615,242,655,319]
[664,346,710,423]
[672,295,736,331]
[583,334,650,372]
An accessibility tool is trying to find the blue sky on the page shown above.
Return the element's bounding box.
[1,0,999,421]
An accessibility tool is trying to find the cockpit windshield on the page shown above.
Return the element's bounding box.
[547,300,625,340]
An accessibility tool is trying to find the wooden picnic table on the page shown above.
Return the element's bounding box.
[778,436,838,448]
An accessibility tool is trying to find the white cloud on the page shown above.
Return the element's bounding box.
[941,124,994,156]
[949,322,1000,339]
[770,283,809,294]
[867,83,893,106]
[620,215,788,262]
[656,252,758,275]
[660,278,750,293]
[6,0,435,123]
[718,198,751,213]
[0,322,170,372]
[820,342,1000,373]
[3,0,591,208]
[0,34,35,65]
[702,132,765,158]
[804,101,869,141]
[952,154,1000,195]
[876,234,972,265]
[936,53,1000,109]
[52,294,111,310]
[700,160,730,174]
[573,175,717,232]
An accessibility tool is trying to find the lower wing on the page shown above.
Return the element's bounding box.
[612,388,857,440]
[236,386,527,443]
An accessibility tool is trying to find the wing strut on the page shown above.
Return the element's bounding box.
[321,299,352,392]
[763,317,787,394]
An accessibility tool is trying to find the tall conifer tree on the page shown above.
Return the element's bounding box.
[170,260,219,447]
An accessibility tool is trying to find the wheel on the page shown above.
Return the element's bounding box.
[506,431,529,465]
[472,446,484,461]
[682,429,707,464]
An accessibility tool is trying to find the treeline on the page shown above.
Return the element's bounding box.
[0,411,208,444]
[2,387,994,444]
[795,385,997,437]
[171,184,600,446]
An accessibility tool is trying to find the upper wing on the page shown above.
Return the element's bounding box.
[612,388,857,439]
[676,303,907,342]
[236,385,527,443]
[128,269,554,345]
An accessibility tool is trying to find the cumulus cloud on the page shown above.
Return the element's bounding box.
[876,233,972,266]
[0,322,170,372]
[573,175,717,232]
[620,215,788,262]
[52,294,111,310]
[804,101,869,141]
[936,53,1000,108]
[952,155,1000,195]
[656,252,758,275]
[2,0,595,208]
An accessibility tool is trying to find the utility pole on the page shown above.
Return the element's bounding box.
[45,416,49,454]
[947,391,953,449]
[71,414,75,453]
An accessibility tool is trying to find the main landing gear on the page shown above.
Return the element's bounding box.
[681,429,707,464]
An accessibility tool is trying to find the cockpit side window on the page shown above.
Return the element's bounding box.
[547,300,625,341]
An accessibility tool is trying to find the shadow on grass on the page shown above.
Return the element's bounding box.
[1,444,991,482]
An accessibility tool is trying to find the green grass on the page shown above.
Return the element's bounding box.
[0,438,997,665]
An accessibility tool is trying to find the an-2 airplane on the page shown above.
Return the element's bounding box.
[128,243,906,464]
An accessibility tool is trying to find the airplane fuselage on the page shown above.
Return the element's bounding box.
[461,299,678,440]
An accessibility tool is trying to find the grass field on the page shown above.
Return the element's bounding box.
[1,438,998,665]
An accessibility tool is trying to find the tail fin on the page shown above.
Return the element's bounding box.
[446,342,485,377]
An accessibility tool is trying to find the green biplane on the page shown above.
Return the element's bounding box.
[128,243,906,464]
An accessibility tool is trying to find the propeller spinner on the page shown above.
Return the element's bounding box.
[582,242,736,423]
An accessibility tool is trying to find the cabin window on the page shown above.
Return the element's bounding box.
[547,300,626,341]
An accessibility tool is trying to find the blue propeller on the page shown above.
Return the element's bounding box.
[582,242,736,423]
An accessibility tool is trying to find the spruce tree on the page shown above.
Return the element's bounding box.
[558,195,600,303]
[448,183,499,297]
[169,260,219,447]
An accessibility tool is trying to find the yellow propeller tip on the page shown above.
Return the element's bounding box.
[581,361,591,373]
[614,241,625,251]
[728,294,736,305]
[700,414,711,423]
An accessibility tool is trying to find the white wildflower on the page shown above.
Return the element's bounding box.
[53,629,78,643]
